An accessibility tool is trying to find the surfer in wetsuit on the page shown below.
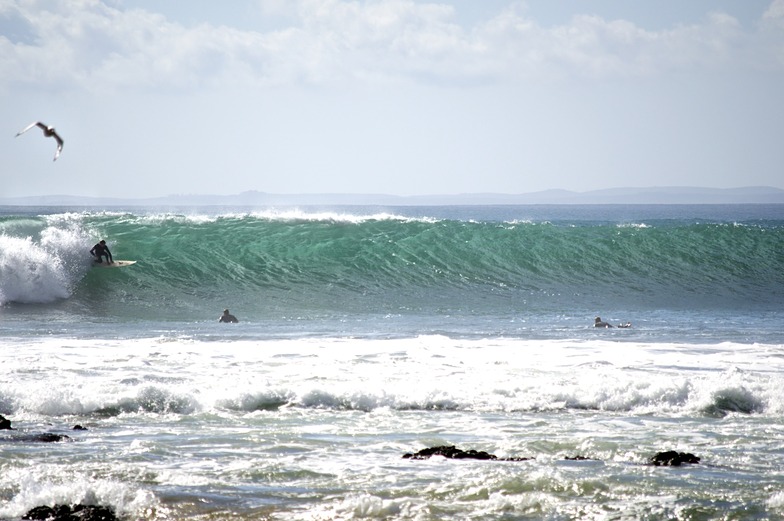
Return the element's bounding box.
[90,240,113,264]
[219,309,239,323]
[594,317,613,328]
[595,316,631,328]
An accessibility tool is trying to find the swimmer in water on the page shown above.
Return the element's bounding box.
[219,309,239,323]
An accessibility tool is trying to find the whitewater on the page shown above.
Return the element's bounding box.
[1,204,783,520]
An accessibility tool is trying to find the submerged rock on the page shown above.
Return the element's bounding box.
[649,451,700,466]
[22,504,117,521]
[0,416,82,441]
[0,423,72,443]
[32,433,72,443]
[403,446,700,466]
[403,445,532,461]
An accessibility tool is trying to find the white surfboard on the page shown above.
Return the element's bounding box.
[93,260,136,268]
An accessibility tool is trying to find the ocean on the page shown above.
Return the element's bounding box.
[1,204,783,520]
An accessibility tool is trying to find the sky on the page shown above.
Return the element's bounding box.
[1,0,783,199]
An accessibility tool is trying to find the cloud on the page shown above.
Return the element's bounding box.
[764,0,784,22]
[761,0,784,69]
[1,0,782,94]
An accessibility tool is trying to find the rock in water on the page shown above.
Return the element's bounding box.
[403,445,531,461]
[23,504,117,521]
[649,450,700,466]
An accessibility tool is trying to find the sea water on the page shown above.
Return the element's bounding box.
[1,204,783,520]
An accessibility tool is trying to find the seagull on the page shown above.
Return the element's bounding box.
[15,121,64,161]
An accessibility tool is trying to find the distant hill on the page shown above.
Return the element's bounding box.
[2,186,783,206]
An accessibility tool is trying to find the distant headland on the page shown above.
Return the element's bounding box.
[2,186,783,206]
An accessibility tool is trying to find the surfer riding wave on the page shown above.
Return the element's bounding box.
[90,240,113,264]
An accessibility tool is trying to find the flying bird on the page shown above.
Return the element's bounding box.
[15,121,64,161]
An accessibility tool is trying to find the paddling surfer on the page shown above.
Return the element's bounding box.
[219,309,239,323]
[90,240,113,264]
[594,317,613,328]
[594,317,631,328]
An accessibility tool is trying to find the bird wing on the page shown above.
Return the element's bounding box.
[16,121,64,160]
[50,130,64,161]
[15,121,42,137]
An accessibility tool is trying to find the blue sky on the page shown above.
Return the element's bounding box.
[1,0,783,198]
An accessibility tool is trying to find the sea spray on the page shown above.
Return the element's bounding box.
[0,220,93,304]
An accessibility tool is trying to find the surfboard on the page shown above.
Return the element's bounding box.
[93,260,136,268]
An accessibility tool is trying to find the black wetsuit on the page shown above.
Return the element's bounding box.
[90,242,112,263]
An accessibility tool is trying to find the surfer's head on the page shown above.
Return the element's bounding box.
[100,240,106,245]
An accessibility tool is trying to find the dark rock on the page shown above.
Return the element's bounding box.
[0,417,84,436]
[649,450,700,466]
[32,433,71,443]
[0,414,14,430]
[1,432,72,443]
[403,445,531,461]
[23,504,117,521]
[403,445,495,460]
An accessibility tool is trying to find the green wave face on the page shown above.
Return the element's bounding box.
[2,210,783,318]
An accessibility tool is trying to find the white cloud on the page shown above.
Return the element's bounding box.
[763,0,784,22]
[1,0,782,94]
[761,0,784,69]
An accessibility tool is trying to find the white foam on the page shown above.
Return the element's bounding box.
[2,336,783,419]
[0,466,159,520]
[332,493,421,518]
[0,221,92,304]
[106,209,438,225]
[248,208,437,224]
[768,491,784,511]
